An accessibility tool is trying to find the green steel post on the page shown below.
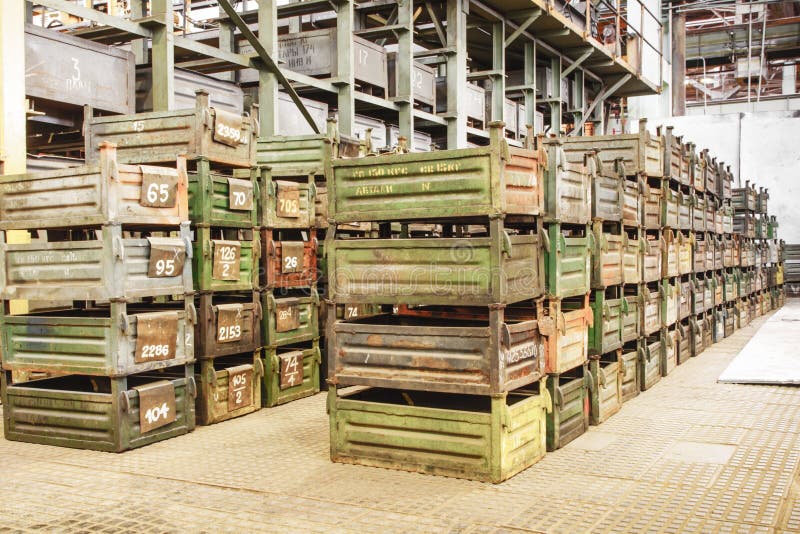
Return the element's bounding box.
[151,0,175,111]
[258,0,279,135]
[397,0,414,140]
[336,0,355,136]
[446,0,468,148]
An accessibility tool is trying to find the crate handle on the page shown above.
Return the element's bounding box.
[113,236,125,262]
[554,385,564,407]
[501,231,513,258]
[601,233,609,253]
[311,286,320,306]
[638,346,648,363]
[187,301,197,325]
[206,365,217,388]
[120,390,132,413]
[586,231,595,252]
[585,369,596,392]
[188,376,197,399]
[184,236,194,259]
[596,366,606,388]
[602,301,611,317]
[500,323,511,348]
[255,357,265,377]
[540,227,551,253]
[558,312,567,333]
[119,313,130,334]
[309,181,317,200]
[266,293,278,313]
[542,382,553,414]
[620,297,629,314]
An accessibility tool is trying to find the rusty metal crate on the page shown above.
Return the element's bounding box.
[642,233,662,282]
[641,283,662,335]
[546,364,590,451]
[661,277,679,327]
[86,91,256,169]
[328,381,548,483]
[327,309,544,396]
[591,222,623,288]
[661,229,679,278]
[263,288,319,348]
[712,307,726,343]
[693,234,707,273]
[639,335,662,391]
[259,172,316,230]
[194,291,261,359]
[676,320,690,364]
[196,352,262,426]
[690,143,705,193]
[0,224,192,301]
[663,128,690,186]
[329,223,543,306]
[621,292,641,343]
[692,194,706,232]
[622,179,642,227]
[543,139,591,224]
[690,313,706,357]
[588,289,623,356]
[734,213,755,238]
[703,152,718,197]
[620,346,640,403]
[591,160,622,222]
[561,119,663,178]
[589,352,622,425]
[1,366,195,452]
[330,125,542,223]
[643,183,662,230]
[755,187,769,215]
[662,185,679,229]
[544,224,592,299]
[262,229,318,290]
[0,300,194,377]
[732,182,757,212]
[622,230,642,285]
[678,233,693,275]
[679,278,692,320]
[188,160,257,228]
[262,340,320,407]
[0,144,188,231]
[538,296,591,375]
[192,227,258,293]
[661,327,677,376]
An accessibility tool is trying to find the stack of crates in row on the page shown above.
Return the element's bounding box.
[325,123,551,483]
[0,144,196,451]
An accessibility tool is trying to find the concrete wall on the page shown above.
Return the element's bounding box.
[650,111,800,243]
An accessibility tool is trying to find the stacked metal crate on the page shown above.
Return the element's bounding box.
[325,124,550,483]
[562,120,664,399]
[0,143,196,451]
[539,138,594,450]
[84,91,263,426]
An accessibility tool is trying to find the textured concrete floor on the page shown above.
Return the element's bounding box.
[1,310,799,533]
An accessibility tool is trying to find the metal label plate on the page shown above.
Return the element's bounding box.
[147,237,186,278]
[275,303,300,332]
[279,351,304,390]
[212,240,241,281]
[228,178,254,211]
[134,380,177,433]
[280,241,305,274]
[213,108,247,147]
[216,303,244,343]
[139,166,178,208]
[276,181,301,218]
[134,311,179,364]
[227,364,253,412]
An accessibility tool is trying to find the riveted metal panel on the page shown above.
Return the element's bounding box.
[591,224,623,288]
[643,185,662,230]
[2,368,195,452]
[192,227,258,293]
[539,296,590,375]
[661,278,679,327]
[642,234,662,282]
[329,382,548,483]
[622,232,642,285]
[545,224,591,299]
[592,171,622,221]
[621,294,641,343]
[662,186,679,228]
[622,179,641,227]
[543,140,591,224]
[639,336,662,391]
[0,145,188,230]
[620,348,639,403]
[589,356,621,425]
[641,285,661,335]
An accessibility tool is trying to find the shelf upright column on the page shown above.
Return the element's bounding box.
[524,42,537,134]
[336,0,355,137]
[151,0,175,111]
[446,0,468,149]
[258,0,279,135]
[397,0,414,140]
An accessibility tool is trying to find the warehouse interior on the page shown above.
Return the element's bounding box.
[0,0,799,532]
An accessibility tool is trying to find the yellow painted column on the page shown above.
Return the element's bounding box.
[0,1,29,314]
